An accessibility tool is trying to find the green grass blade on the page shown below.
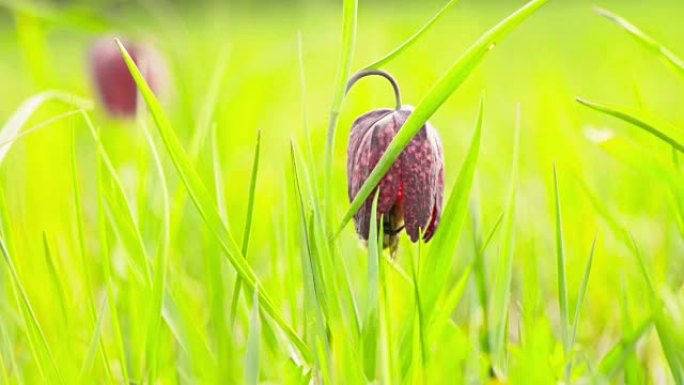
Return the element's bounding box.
[324,0,358,228]
[115,39,312,364]
[489,106,520,375]
[567,230,597,379]
[598,318,651,379]
[0,238,63,384]
[362,191,381,381]
[553,163,570,353]
[364,0,461,69]
[230,129,262,324]
[479,211,504,256]
[577,98,684,154]
[594,7,684,78]
[96,152,130,384]
[41,234,71,334]
[0,91,91,166]
[429,264,472,342]
[83,111,151,285]
[589,132,684,243]
[141,119,171,384]
[379,221,395,384]
[570,230,598,347]
[419,97,482,325]
[333,0,549,239]
[79,296,109,380]
[245,288,261,385]
[569,231,597,348]
[291,141,331,378]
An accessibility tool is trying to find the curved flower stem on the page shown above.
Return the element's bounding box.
[346,70,403,110]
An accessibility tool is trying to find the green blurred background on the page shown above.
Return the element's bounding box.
[0,0,683,383]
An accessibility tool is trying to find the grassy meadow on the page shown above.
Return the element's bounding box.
[0,0,683,383]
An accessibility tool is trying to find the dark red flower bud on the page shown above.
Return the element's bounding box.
[346,70,444,251]
[89,37,167,118]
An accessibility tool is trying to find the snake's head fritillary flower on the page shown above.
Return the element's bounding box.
[89,37,167,118]
[346,70,445,253]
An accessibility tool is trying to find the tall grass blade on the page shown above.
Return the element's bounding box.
[334,0,549,239]
[84,111,151,285]
[364,0,461,69]
[362,191,381,381]
[420,97,482,326]
[489,106,520,375]
[230,129,262,324]
[245,288,261,385]
[577,98,684,154]
[79,296,109,380]
[594,7,684,78]
[0,238,63,384]
[324,0,358,228]
[291,141,331,379]
[141,119,171,384]
[553,163,570,353]
[96,152,130,384]
[429,264,472,343]
[569,231,597,348]
[41,234,71,333]
[598,318,651,379]
[115,39,312,364]
[0,91,91,166]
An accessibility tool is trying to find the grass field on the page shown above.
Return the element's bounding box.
[0,0,683,383]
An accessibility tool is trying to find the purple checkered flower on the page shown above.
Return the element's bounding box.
[346,70,444,251]
[89,37,167,118]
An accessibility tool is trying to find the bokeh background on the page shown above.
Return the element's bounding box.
[0,0,683,383]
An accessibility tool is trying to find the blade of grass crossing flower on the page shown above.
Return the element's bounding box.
[245,288,261,385]
[419,97,483,325]
[489,107,520,375]
[333,0,549,239]
[324,0,357,229]
[364,0,461,70]
[230,129,262,325]
[594,7,684,78]
[116,39,312,364]
[0,238,63,384]
[577,98,684,154]
[553,164,570,354]
[362,191,381,381]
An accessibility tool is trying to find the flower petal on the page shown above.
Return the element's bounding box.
[401,121,442,242]
[423,125,445,241]
[347,109,393,239]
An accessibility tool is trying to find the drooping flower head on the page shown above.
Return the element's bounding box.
[346,70,444,252]
[89,37,167,118]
